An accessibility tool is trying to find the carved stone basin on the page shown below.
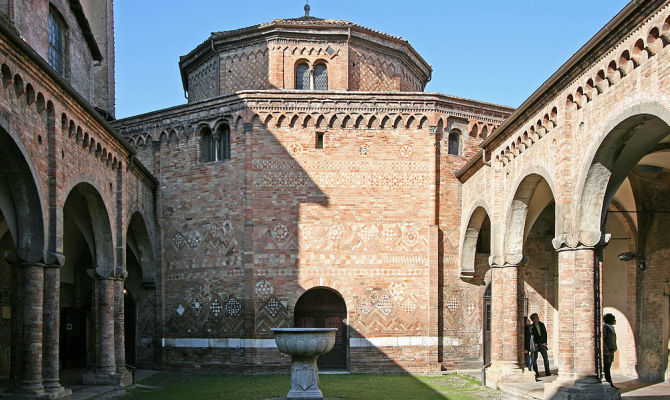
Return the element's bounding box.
[272,328,337,399]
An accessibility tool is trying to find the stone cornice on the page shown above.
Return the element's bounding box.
[113,91,513,135]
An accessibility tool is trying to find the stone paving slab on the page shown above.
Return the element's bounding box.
[457,370,670,400]
[616,375,670,400]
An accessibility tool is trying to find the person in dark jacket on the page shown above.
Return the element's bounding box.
[530,313,551,377]
[523,316,534,371]
[603,313,618,389]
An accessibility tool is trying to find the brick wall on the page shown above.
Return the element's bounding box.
[8,0,111,114]
[114,91,509,373]
[458,3,670,384]
[0,24,156,379]
[348,46,422,92]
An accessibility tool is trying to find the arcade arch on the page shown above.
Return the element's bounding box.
[578,109,670,381]
[0,125,46,390]
[460,206,491,278]
[488,173,557,376]
[124,211,157,368]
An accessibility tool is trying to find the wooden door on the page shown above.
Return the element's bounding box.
[295,288,347,370]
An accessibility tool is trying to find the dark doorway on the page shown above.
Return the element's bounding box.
[124,289,136,366]
[482,284,491,365]
[294,288,347,370]
[60,306,87,368]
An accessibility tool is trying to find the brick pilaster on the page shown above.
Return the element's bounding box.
[17,263,44,395]
[114,277,126,368]
[97,277,116,375]
[42,264,62,392]
[555,246,598,383]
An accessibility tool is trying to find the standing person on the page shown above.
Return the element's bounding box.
[530,313,551,377]
[603,313,618,389]
[524,316,534,371]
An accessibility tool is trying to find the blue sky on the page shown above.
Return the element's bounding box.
[115,0,630,119]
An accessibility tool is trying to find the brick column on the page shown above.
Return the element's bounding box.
[490,263,518,365]
[114,277,126,368]
[97,277,116,375]
[42,264,71,398]
[555,246,599,382]
[9,262,24,390]
[486,257,535,387]
[16,263,44,395]
[85,272,133,386]
[547,233,619,399]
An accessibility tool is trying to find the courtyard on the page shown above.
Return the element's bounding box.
[107,372,512,400]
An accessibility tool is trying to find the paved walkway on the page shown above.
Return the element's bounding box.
[61,368,161,400]
[458,369,670,400]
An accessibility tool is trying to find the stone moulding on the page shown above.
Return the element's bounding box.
[552,231,611,250]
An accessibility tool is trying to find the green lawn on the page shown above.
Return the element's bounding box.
[121,372,507,400]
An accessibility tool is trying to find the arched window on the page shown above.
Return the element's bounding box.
[217,124,231,160]
[295,63,309,90]
[314,63,328,90]
[200,127,215,162]
[448,130,460,155]
[200,125,231,162]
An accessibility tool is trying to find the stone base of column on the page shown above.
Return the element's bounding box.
[544,377,621,400]
[82,368,132,387]
[1,387,72,399]
[485,361,536,388]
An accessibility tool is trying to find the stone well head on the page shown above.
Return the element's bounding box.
[271,328,337,358]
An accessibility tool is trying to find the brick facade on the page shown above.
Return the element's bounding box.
[180,17,432,103]
[458,1,670,396]
[1,1,669,399]
[114,91,509,374]
[0,2,155,397]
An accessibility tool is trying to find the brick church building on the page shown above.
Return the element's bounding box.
[0,1,669,399]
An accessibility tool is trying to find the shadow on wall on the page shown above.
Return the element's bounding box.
[138,92,443,397]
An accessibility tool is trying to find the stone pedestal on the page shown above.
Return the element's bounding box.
[287,357,325,399]
[544,377,621,400]
[82,368,132,387]
[272,328,337,400]
[485,361,536,388]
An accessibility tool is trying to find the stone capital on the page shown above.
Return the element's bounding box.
[45,251,65,267]
[552,231,610,251]
[489,254,526,268]
[87,266,115,280]
[114,267,128,280]
[3,250,48,268]
[504,253,527,267]
[488,255,503,268]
